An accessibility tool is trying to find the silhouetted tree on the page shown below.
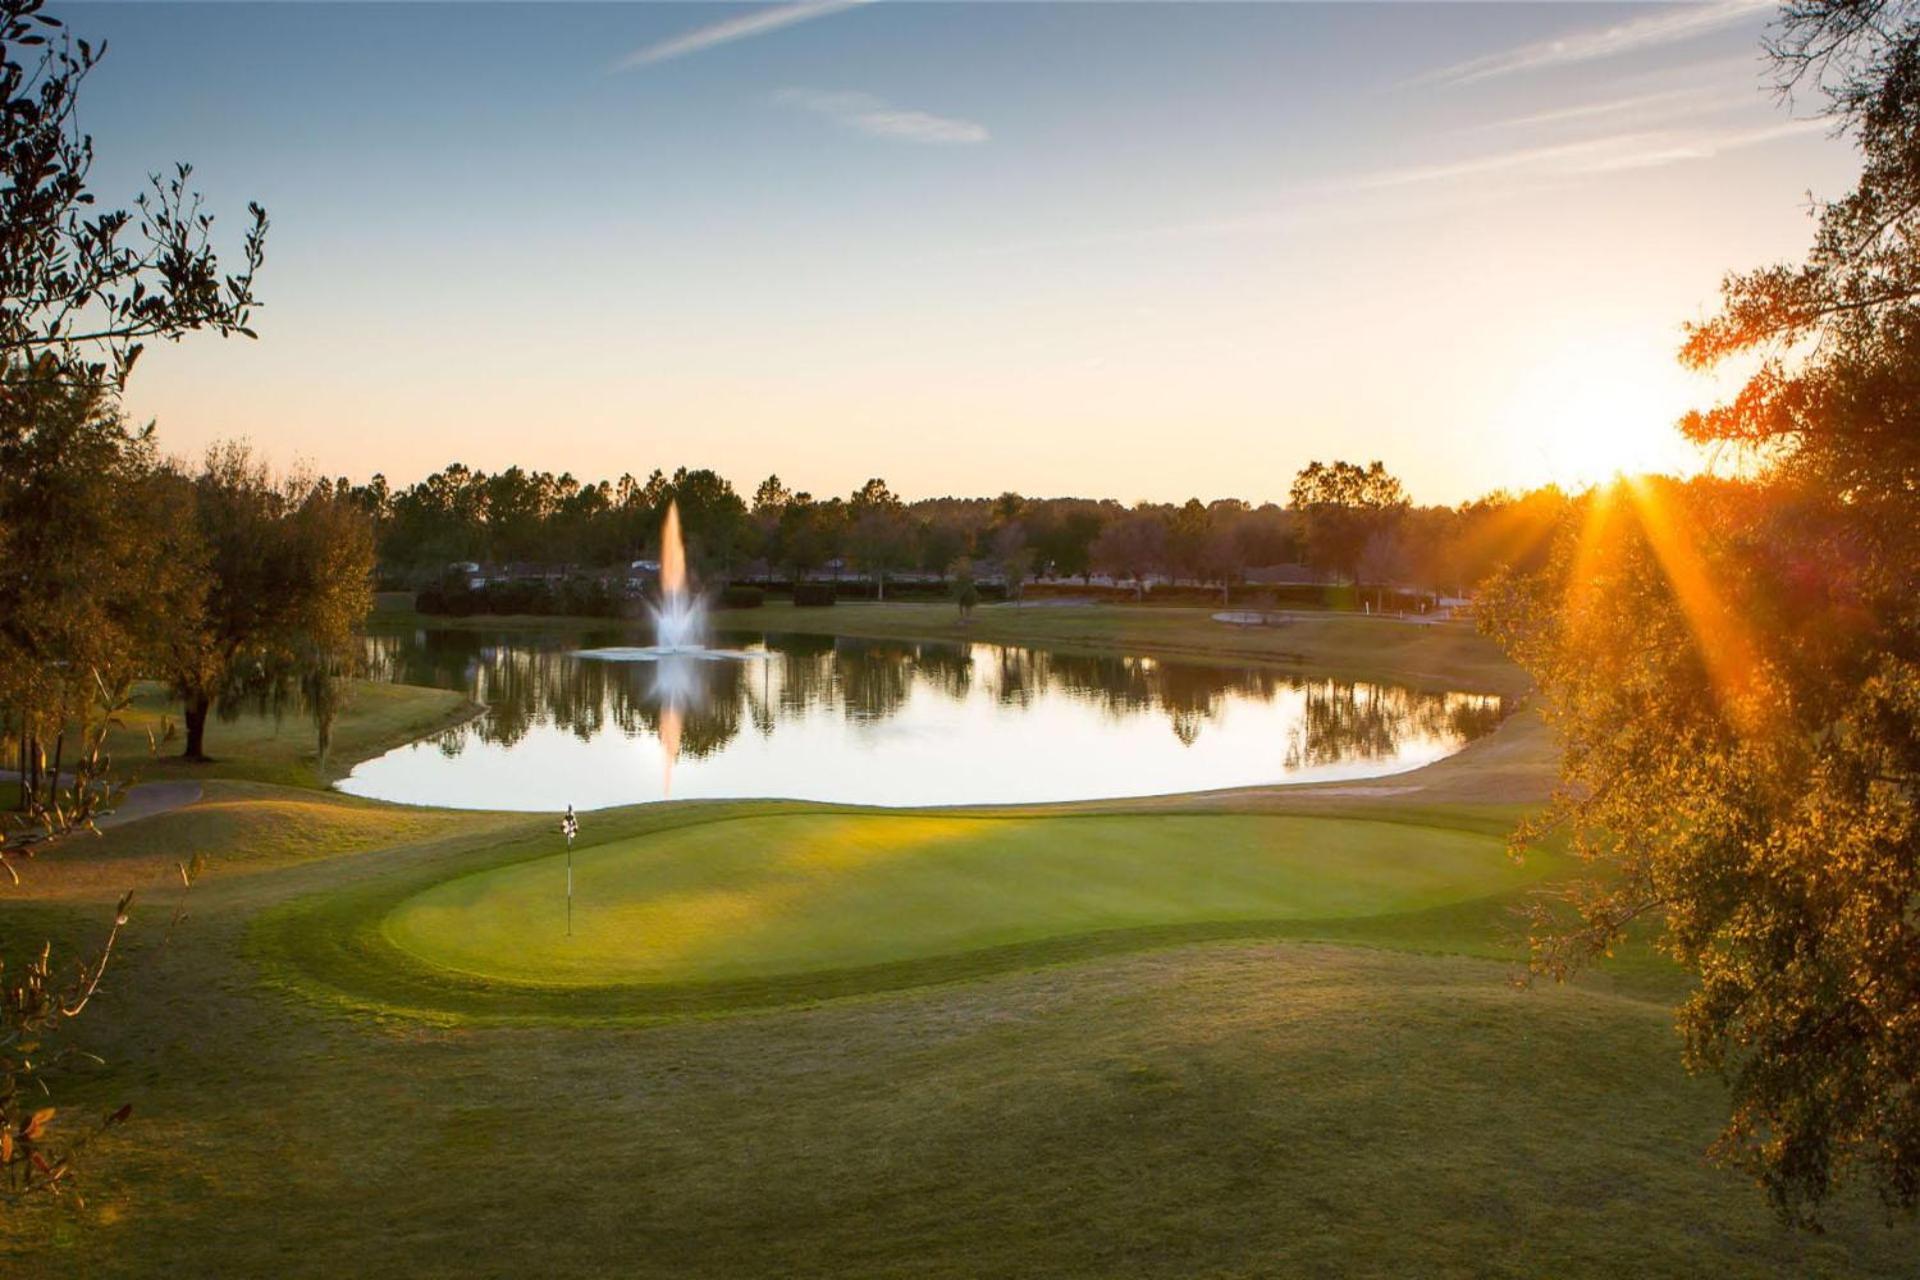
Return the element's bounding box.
[1289,460,1409,605]
[847,478,912,600]
[993,522,1034,606]
[167,444,372,762]
[1092,509,1168,600]
[950,556,980,622]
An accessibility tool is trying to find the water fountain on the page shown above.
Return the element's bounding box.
[652,500,703,651]
[575,500,756,662]
[572,500,762,795]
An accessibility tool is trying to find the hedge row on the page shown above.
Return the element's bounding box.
[792,582,836,607]
[416,579,625,618]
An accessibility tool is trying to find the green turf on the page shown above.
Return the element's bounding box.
[382,813,1540,988]
[3,610,1915,1275]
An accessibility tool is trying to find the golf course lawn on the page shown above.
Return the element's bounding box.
[382,813,1539,987]
[4,607,1916,1276]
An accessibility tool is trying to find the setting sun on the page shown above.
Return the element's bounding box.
[1492,332,1709,489]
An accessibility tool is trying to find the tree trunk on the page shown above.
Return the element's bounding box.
[183,693,212,761]
[45,731,64,812]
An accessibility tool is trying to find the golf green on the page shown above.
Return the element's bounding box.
[380,812,1534,987]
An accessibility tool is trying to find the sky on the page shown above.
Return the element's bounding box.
[68,1,1862,506]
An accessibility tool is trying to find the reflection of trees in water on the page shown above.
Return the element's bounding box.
[628,660,745,760]
[835,642,915,722]
[769,644,835,720]
[909,642,974,700]
[368,630,1504,770]
[1284,682,1506,770]
[745,639,966,726]
[987,649,1285,745]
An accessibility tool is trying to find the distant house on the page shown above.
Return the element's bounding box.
[627,559,660,592]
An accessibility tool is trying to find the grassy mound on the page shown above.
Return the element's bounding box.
[11,783,494,898]
[384,812,1538,987]
[257,802,1581,1023]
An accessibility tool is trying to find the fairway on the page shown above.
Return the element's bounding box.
[381,813,1534,987]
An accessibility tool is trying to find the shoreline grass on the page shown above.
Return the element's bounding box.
[99,678,481,790]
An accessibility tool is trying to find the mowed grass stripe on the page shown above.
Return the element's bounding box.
[379,813,1541,988]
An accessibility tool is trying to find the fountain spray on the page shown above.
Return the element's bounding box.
[652,501,700,792]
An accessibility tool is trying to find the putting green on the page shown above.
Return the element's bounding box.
[380,813,1533,987]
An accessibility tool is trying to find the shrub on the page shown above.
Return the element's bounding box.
[792,582,836,607]
[554,577,620,618]
[718,585,764,609]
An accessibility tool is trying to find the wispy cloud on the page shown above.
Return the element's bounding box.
[1417,0,1772,86]
[617,0,871,70]
[1335,117,1823,190]
[1464,85,1738,133]
[966,114,1822,260]
[775,88,988,144]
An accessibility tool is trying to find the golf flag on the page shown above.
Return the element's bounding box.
[562,805,578,936]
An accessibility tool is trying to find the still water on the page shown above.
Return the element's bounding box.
[338,628,1506,811]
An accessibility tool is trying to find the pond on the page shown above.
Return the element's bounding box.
[338,627,1507,811]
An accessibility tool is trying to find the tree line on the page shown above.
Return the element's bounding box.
[344,459,1571,607]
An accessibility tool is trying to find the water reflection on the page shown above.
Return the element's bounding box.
[348,629,1505,810]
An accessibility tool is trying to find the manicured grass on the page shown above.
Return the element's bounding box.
[24,782,495,898]
[2,611,1914,1275]
[252,787,1597,1025]
[382,813,1542,988]
[101,679,478,788]
[5,926,1913,1277]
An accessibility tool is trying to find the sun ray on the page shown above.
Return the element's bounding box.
[1621,478,1769,733]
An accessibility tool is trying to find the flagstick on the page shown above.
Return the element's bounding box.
[562,804,578,939]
